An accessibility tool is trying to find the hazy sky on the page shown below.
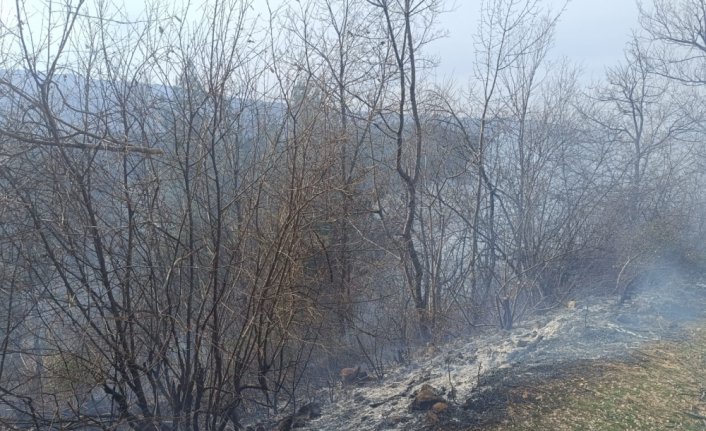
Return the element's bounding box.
[1,0,639,81]
[433,0,639,82]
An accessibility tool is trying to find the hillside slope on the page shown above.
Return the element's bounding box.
[266,278,706,431]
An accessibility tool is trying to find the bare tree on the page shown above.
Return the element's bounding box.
[366,0,444,340]
[582,36,704,298]
[444,0,565,328]
[0,0,340,428]
[639,0,706,86]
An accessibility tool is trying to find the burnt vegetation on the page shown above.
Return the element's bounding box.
[0,0,705,429]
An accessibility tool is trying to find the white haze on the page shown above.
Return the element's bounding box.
[432,0,639,81]
[87,0,640,82]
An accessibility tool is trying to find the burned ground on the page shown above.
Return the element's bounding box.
[421,359,609,430]
[288,276,706,431]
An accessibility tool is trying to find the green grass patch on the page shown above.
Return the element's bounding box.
[484,327,706,430]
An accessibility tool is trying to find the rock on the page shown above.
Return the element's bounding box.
[517,333,543,348]
[340,366,369,385]
[432,402,448,414]
[426,411,439,424]
[296,402,321,419]
[410,384,446,411]
[387,414,404,424]
[276,402,322,430]
[340,366,360,384]
[276,416,294,431]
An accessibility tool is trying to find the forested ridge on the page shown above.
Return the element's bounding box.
[0,0,705,429]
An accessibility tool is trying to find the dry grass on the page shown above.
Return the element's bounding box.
[483,327,706,430]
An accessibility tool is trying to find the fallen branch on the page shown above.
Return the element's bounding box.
[682,411,706,421]
[369,395,399,408]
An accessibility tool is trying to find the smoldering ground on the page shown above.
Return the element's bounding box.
[286,267,706,431]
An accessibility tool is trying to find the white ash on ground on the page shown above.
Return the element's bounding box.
[269,280,706,431]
